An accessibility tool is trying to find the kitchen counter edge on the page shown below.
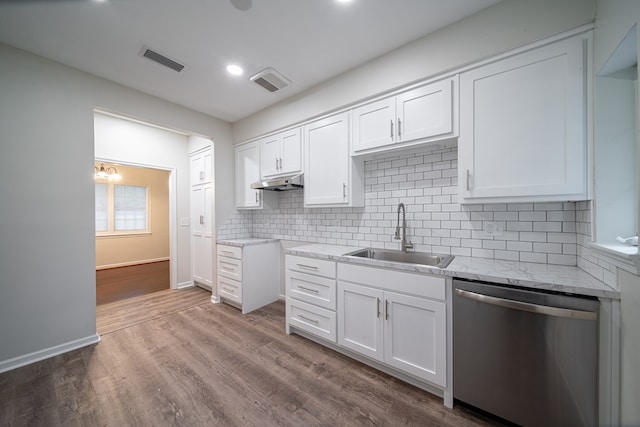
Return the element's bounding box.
[285,244,619,300]
[217,238,280,247]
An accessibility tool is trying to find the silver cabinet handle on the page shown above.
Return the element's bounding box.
[454,289,597,321]
[343,182,347,198]
[390,119,394,139]
[279,157,283,170]
[397,118,401,138]
[199,215,204,225]
[297,285,319,294]
[385,299,389,320]
[221,287,236,294]
[199,171,205,181]
[297,314,319,324]
[275,158,279,170]
[377,297,381,318]
[255,192,260,203]
[220,250,234,255]
[466,169,471,191]
[296,263,318,270]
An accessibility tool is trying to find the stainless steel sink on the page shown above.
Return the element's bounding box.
[344,248,455,268]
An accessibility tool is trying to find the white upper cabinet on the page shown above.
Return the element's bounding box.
[304,111,364,207]
[458,33,589,203]
[352,78,455,154]
[190,148,212,185]
[235,140,277,209]
[260,127,302,178]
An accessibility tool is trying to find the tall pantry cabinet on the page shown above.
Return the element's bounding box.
[190,146,214,290]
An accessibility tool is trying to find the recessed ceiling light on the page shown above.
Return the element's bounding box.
[336,0,353,3]
[226,64,244,76]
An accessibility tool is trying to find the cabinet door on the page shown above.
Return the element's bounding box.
[280,127,302,175]
[337,282,384,362]
[459,35,586,202]
[304,112,350,206]
[190,149,212,185]
[191,185,213,287]
[397,79,453,143]
[235,141,262,208]
[351,97,396,152]
[261,134,280,178]
[384,291,446,387]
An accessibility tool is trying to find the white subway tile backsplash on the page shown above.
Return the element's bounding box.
[221,147,587,267]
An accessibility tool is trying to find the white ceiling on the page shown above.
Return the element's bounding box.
[0,0,499,123]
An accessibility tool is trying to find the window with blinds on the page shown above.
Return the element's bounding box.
[95,183,149,234]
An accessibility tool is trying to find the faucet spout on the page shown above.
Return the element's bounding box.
[395,203,413,252]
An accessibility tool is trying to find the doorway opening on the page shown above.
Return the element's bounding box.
[95,162,171,305]
[93,110,215,311]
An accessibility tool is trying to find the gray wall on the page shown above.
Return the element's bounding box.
[0,42,233,368]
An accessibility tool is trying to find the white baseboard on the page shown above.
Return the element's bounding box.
[0,334,101,374]
[211,295,221,303]
[96,257,170,270]
[176,280,194,289]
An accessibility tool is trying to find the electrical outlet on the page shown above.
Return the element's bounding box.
[484,222,503,237]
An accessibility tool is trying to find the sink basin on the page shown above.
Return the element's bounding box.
[344,248,455,268]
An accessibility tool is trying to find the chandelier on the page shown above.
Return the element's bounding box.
[94,163,121,181]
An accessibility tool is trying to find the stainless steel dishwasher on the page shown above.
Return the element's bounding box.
[453,278,599,427]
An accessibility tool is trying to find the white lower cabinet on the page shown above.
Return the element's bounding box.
[217,242,279,314]
[285,254,337,342]
[337,263,447,388]
[286,255,448,390]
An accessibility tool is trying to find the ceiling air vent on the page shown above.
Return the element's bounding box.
[139,46,186,72]
[250,68,290,92]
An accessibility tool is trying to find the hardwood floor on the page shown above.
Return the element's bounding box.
[96,260,170,305]
[0,288,501,426]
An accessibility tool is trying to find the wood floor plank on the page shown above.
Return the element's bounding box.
[96,261,170,305]
[1,289,503,427]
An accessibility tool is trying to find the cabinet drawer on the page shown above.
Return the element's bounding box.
[287,271,336,310]
[218,275,242,304]
[286,255,336,278]
[217,245,242,259]
[217,256,242,281]
[286,298,336,343]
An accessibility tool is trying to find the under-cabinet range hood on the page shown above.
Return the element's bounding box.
[251,173,303,191]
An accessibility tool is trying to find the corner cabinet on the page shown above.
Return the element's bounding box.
[261,127,302,178]
[235,140,277,209]
[303,111,364,207]
[458,33,589,204]
[351,78,456,154]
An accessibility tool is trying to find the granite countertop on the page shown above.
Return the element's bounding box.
[217,238,279,247]
[285,244,619,299]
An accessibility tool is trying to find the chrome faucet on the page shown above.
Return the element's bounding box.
[394,203,413,252]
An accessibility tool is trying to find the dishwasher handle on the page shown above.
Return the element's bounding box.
[455,288,597,321]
